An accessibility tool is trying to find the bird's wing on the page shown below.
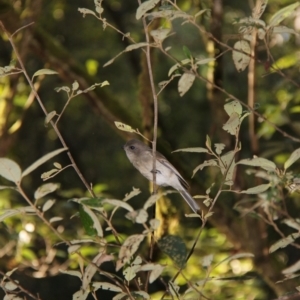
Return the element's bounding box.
[158,156,189,190]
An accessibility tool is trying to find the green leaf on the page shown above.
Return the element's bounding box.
[114,121,138,133]
[232,41,251,72]
[183,46,192,59]
[269,232,300,253]
[34,183,60,200]
[32,69,58,79]
[284,148,300,170]
[269,2,300,27]
[224,100,243,116]
[0,158,22,184]
[157,235,187,268]
[81,198,104,207]
[22,148,68,178]
[240,183,270,194]
[79,205,97,236]
[236,157,277,171]
[172,147,208,153]
[136,0,160,20]
[178,72,195,97]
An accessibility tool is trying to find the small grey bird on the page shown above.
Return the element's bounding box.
[123,139,200,213]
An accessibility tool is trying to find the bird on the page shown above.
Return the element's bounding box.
[123,139,200,213]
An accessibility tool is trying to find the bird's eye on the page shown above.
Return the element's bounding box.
[129,145,135,150]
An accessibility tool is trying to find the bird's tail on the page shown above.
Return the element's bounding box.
[179,189,200,213]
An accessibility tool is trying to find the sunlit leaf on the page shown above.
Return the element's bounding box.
[192,159,218,177]
[269,232,300,253]
[224,100,243,116]
[72,81,79,91]
[78,8,96,17]
[178,72,195,97]
[116,234,145,271]
[240,183,270,194]
[269,2,300,27]
[32,69,58,79]
[114,121,137,133]
[232,40,251,72]
[282,260,300,275]
[252,0,268,19]
[34,183,60,200]
[45,111,57,125]
[102,199,134,212]
[125,42,149,51]
[237,157,277,171]
[284,148,300,170]
[136,0,160,20]
[0,158,22,184]
[150,29,171,42]
[172,147,208,153]
[42,199,56,212]
[123,187,141,201]
[22,148,68,178]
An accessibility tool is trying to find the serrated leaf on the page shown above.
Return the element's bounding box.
[178,72,195,97]
[172,147,208,153]
[240,183,270,194]
[34,183,60,199]
[42,199,56,212]
[123,187,141,201]
[215,143,225,155]
[237,157,277,171]
[116,234,145,271]
[269,232,300,253]
[158,235,187,268]
[123,265,139,281]
[78,7,96,17]
[223,112,240,135]
[220,151,236,186]
[22,148,68,178]
[232,41,251,72]
[136,0,160,20]
[0,158,22,184]
[32,69,58,78]
[269,2,300,27]
[284,148,300,170]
